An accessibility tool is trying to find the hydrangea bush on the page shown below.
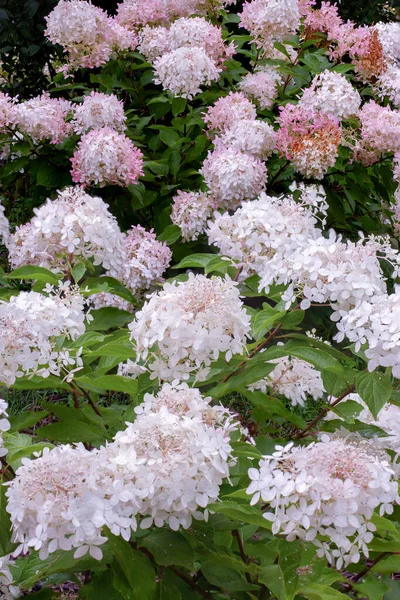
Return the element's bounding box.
[0,0,400,598]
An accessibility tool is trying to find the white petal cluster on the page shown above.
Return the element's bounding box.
[0,555,20,599]
[374,21,400,61]
[201,148,267,210]
[214,119,276,160]
[126,274,251,381]
[247,436,400,568]
[171,191,216,241]
[286,232,392,313]
[375,63,400,108]
[207,192,320,287]
[153,47,221,99]
[8,186,126,274]
[88,292,133,313]
[0,284,89,386]
[139,17,234,66]
[240,0,300,49]
[335,288,400,378]
[0,201,10,248]
[203,92,257,133]
[299,70,361,120]
[71,92,126,134]
[16,93,72,144]
[0,399,11,458]
[110,225,172,296]
[6,384,236,558]
[249,355,326,406]
[239,67,281,110]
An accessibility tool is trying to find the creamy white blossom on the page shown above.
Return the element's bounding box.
[214,119,276,160]
[247,435,400,569]
[0,399,11,458]
[0,555,20,599]
[125,274,251,381]
[299,70,361,120]
[71,92,126,134]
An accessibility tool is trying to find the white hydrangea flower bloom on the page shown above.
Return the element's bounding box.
[0,555,20,599]
[8,186,126,275]
[249,355,326,406]
[374,21,400,62]
[375,63,400,108]
[0,201,10,248]
[71,92,126,134]
[0,399,11,458]
[334,287,400,378]
[239,67,281,110]
[153,47,221,99]
[299,70,361,120]
[214,119,276,160]
[207,192,320,288]
[0,284,89,386]
[247,435,400,569]
[125,274,251,381]
[171,191,216,242]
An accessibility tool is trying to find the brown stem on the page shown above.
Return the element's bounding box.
[1,456,16,478]
[352,552,388,583]
[269,160,291,186]
[293,384,356,440]
[66,377,102,417]
[234,266,243,282]
[72,390,80,409]
[232,529,252,584]
[168,566,213,599]
[221,323,283,384]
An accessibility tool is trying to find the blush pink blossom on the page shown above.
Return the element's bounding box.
[71,126,144,187]
[203,92,256,132]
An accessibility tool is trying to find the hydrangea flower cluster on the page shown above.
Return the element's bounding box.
[71,126,144,187]
[207,191,321,287]
[0,201,10,248]
[249,354,326,406]
[247,436,400,568]
[125,274,251,381]
[335,287,400,378]
[276,104,342,179]
[0,555,20,600]
[238,67,281,110]
[354,101,400,166]
[0,284,89,386]
[8,186,126,274]
[71,92,126,134]
[214,119,276,160]
[0,92,18,132]
[110,225,172,296]
[200,147,267,209]
[171,191,217,241]
[116,0,202,28]
[375,63,400,109]
[45,0,137,70]
[16,93,72,144]
[240,0,300,50]
[0,399,11,458]
[203,92,257,133]
[139,17,235,66]
[153,47,221,99]
[299,70,361,120]
[6,383,236,559]
[375,21,400,62]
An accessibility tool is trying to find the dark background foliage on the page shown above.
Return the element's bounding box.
[1,0,399,99]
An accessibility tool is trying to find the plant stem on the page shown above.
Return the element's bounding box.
[1,456,15,478]
[352,552,388,583]
[232,529,252,584]
[293,384,356,439]
[269,160,291,186]
[221,323,283,384]
[168,566,213,599]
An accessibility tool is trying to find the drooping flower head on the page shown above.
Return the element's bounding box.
[45,0,137,70]
[247,435,400,569]
[71,92,126,134]
[201,148,267,209]
[171,190,217,241]
[203,92,256,133]
[125,273,251,381]
[8,186,126,274]
[153,47,221,99]
[71,126,144,187]
[16,93,72,144]
[276,104,341,179]
[0,284,89,386]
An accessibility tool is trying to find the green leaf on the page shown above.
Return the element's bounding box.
[10,375,70,391]
[356,371,392,419]
[139,530,194,568]
[87,308,133,331]
[71,262,86,283]
[35,420,106,444]
[201,561,258,592]
[107,533,156,600]
[299,583,350,600]
[82,276,137,306]
[171,97,187,116]
[159,128,181,147]
[75,374,138,395]
[79,569,124,600]
[172,253,219,270]
[168,150,181,177]
[207,501,270,529]
[208,362,276,398]
[157,224,181,244]
[5,266,61,285]
[9,410,49,431]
